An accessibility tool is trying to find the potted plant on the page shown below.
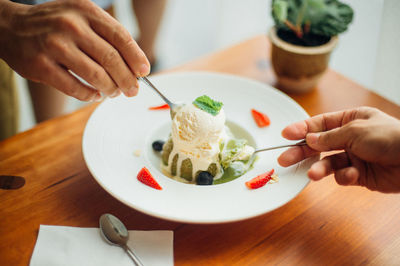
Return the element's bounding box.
[269,0,354,93]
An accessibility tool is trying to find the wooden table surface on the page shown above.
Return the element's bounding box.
[1,35,400,265]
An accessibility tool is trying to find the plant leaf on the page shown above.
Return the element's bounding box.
[271,0,354,37]
[272,0,288,22]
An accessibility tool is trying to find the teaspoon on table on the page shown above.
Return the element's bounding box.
[99,213,144,266]
[138,76,183,118]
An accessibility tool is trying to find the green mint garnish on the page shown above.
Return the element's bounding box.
[193,95,223,116]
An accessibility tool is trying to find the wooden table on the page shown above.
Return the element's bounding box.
[1,35,400,265]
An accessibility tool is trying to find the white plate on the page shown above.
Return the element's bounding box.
[83,72,315,224]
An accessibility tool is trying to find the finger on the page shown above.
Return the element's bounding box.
[334,167,359,186]
[87,7,151,77]
[308,152,351,181]
[35,56,101,101]
[52,44,119,97]
[281,108,373,141]
[305,121,362,152]
[277,145,319,167]
[77,30,139,97]
[281,121,308,140]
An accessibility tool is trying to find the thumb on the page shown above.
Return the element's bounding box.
[306,126,352,152]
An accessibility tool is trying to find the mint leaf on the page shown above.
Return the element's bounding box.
[193,95,223,116]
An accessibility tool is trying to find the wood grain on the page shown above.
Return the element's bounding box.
[1,35,400,265]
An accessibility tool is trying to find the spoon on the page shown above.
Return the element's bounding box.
[245,139,307,164]
[254,139,307,154]
[138,76,183,118]
[99,213,144,266]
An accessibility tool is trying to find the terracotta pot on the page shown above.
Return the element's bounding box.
[268,27,338,94]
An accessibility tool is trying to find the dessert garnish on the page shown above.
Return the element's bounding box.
[137,167,162,190]
[193,95,223,116]
[149,103,170,110]
[245,169,274,189]
[251,109,271,128]
[152,140,165,152]
[196,171,214,185]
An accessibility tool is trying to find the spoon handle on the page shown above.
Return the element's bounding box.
[124,245,144,266]
[139,76,173,108]
[254,139,307,153]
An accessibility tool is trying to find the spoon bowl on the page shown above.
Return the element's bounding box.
[99,213,144,266]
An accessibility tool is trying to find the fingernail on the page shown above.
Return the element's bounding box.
[90,93,103,102]
[307,133,320,145]
[94,93,103,102]
[139,64,150,76]
[110,90,120,98]
[127,87,138,97]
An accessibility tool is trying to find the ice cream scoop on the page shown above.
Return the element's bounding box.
[172,103,226,150]
[163,103,227,181]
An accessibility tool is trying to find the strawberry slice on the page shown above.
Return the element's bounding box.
[137,167,162,190]
[251,109,271,128]
[149,104,170,110]
[245,169,274,189]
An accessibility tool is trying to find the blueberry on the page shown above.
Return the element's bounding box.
[152,140,165,152]
[196,171,213,185]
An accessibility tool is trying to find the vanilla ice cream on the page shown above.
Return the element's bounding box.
[160,95,255,185]
[162,103,227,181]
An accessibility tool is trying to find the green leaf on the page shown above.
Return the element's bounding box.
[193,95,223,116]
[272,0,288,22]
[307,0,325,9]
[311,1,354,36]
[271,0,354,37]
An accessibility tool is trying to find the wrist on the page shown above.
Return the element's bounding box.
[0,0,29,60]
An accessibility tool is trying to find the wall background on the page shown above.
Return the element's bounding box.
[17,0,400,132]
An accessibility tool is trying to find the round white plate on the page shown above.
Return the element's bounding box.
[83,72,315,224]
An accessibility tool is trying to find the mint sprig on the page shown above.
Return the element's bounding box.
[193,95,223,116]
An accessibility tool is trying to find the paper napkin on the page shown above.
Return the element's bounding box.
[30,225,174,266]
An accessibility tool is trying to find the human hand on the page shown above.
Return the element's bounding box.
[0,0,150,101]
[278,107,400,193]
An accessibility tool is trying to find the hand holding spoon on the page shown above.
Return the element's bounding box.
[99,213,144,266]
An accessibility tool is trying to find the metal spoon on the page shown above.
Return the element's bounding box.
[138,76,183,118]
[245,139,307,164]
[254,139,307,154]
[99,213,144,266]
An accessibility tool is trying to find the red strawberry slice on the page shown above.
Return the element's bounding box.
[149,104,170,110]
[251,109,271,128]
[137,167,162,190]
[245,169,274,189]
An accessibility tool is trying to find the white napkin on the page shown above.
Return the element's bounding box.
[30,225,174,266]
